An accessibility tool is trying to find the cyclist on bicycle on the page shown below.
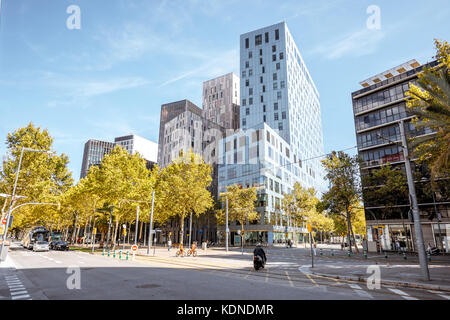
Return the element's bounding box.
[191,241,197,252]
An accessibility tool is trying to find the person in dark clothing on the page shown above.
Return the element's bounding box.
[253,243,267,264]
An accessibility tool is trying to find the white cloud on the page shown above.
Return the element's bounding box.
[159,49,239,87]
[310,28,385,60]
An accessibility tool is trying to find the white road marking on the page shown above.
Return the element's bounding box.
[12,294,30,300]
[4,275,32,300]
[10,287,25,291]
[347,283,373,299]
[387,288,418,300]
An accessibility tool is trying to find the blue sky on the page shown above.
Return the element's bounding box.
[0,0,449,182]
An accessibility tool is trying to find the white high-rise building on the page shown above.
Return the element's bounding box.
[217,22,325,245]
[115,134,158,163]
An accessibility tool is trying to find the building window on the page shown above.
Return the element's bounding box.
[276,62,280,70]
[260,76,263,84]
[274,102,278,110]
[245,61,249,68]
[280,80,285,88]
[249,97,253,105]
[263,104,266,112]
[279,52,284,60]
[274,113,279,120]
[242,70,246,77]
[277,91,281,99]
[242,118,246,126]
[282,111,286,119]
[260,58,263,65]
[249,51,252,58]
[262,85,266,92]
[262,66,265,73]
[273,82,278,90]
[249,69,253,76]
[272,45,276,52]
[255,34,262,46]
[263,115,266,122]
[275,29,279,40]
[249,88,253,95]
[260,95,264,103]
[273,73,277,81]
[246,108,250,115]
[245,38,249,49]
[278,122,283,130]
[259,48,263,56]
[272,54,276,62]
[265,32,269,43]
[242,99,246,106]
[246,79,249,87]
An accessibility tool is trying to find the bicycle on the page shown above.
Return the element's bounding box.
[187,248,198,257]
[176,249,186,257]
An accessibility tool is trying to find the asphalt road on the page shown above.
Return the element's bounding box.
[1,243,448,300]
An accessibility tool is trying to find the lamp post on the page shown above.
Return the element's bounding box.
[0,147,53,260]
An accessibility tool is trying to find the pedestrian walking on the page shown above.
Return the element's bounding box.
[168,239,172,251]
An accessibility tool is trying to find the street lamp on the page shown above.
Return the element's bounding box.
[0,147,53,260]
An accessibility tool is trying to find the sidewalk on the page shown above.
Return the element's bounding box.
[307,258,450,292]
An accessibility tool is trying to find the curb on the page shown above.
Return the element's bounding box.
[310,270,450,293]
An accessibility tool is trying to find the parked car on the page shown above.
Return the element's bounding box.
[53,241,69,251]
[33,241,49,252]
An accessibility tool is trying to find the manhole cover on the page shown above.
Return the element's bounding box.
[136,284,161,289]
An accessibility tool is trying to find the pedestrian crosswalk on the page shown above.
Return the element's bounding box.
[4,274,31,300]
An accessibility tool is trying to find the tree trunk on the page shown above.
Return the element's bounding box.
[180,215,185,246]
[349,220,359,253]
[112,218,119,250]
[139,219,144,242]
[346,210,352,253]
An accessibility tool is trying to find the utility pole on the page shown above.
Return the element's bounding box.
[147,191,155,255]
[105,206,113,250]
[189,212,193,247]
[399,119,430,281]
[134,205,139,245]
[225,196,229,253]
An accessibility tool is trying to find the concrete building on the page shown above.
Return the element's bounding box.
[115,134,158,169]
[80,135,158,179]
[202,72,240,130]
[80,139,116,179]
[157,99,228,244]
[352,59,449,253]
[158,100,205,168]
[217,22,325,245]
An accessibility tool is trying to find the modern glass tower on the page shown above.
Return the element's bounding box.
[217,22,325,245]
[239,22,324,191]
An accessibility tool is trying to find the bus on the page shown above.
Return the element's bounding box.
[22,226,50,250]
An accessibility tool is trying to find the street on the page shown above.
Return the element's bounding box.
[1,242,449,300]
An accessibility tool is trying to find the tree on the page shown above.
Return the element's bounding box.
[217,184,258,245]
[321,151,361,253]
[0,123,73,231]
[161,150,214,245]
[282,182,319,245]
[362,164,408,220]
[406,39,450,182]
[83,145,157,248]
